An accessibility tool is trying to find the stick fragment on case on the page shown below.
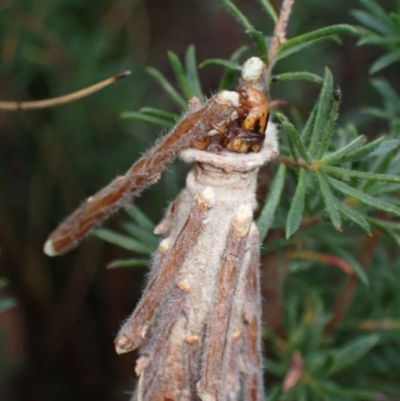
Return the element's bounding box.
[44,92,239,256]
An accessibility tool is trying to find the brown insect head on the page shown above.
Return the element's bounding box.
[195,87,270,154]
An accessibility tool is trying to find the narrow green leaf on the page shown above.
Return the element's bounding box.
[215,0,254,31]
[362,106,392,120]
[271,72,323,84]
[322,135,367,164]
[359,0,394,31]
[107,258,149,269]
[286,169,307,238]
[301,102,318,144]
[146,67,187,109]
[327,334,380,375]
[286,130,299,161]
[367,217,400,247]
[277,25,357,54]
[256,164,287,242]
[369,51,400,74]
[167,51,193,99]
[391,11,400,32]
[139,107,179,121]
[256,0,278,23]
[0,298,16,313]
[309,68,334,157]
[316,85,341,159]
[371,79,400,111]
[335,200,371,234]
[358,35,400,46]
[276,35,341,61]
[198,59,240,70]
[94,228,152,255]
[218,45,249,90]
[185,45,203,100]
[265,385,281,401]
[336,249,369,287]
[122,223,159,250]
[246,29,268,64]
[276,113,311,163]
[351,10,393,35]
[328,176,400,217]
[313,380,379,399]
[324,136,384,165]
[322,165,400,183]
[0,278,8,290]
[338,136,385,163]
[316,171,342,230]
[120,111,174,128]
[125,203,155,231]
[367,139,400,157]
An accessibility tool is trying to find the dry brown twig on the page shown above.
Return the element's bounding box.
[267,0,295,77]
[0,71,131,111]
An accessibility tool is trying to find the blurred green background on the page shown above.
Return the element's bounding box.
[0,0,398,400]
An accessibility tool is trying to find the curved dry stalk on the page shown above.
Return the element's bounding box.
[0,71,131,111]
[267,0,295,77]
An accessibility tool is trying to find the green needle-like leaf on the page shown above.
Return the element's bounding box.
[218,45,249,90]
[256,0,278,23]
[309,68,334,157]
[94,228,152,255]
[271,71,323,84]
[327,334,380,375]
[146,67,187,109]
[369,51,400,74]
[185,45,203,100]
[122,223,159,250]
[246,29,268,64]
[358,0,394,33]
[336,249,369,287]
[0,278,8,290]
[215,0,254,31]
[367,217,400,246]
[286,169,307,238]
[256,164,287,242]
[139,107,179,122]
[367,139,400,157]
[321,135,367,164]
[328,176,400,217]
[322,165,400,183]
[125,204,155,231]
[120,111,174,128]
[335,200,371,234]
[351,10,392,35]
[276,113,311,163]
[277,25,357,55]
[301,102,318,144]
[168,51,193,99]
[316,171,342,231]
[371,78,400,110]
[276,36,342,62]
[316,85,341,159]
[107,258,150,269]
[198,59,240,70]
[336,136,385,163]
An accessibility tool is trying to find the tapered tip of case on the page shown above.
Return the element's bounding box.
[43,239,56,257]
[115,70,131,80]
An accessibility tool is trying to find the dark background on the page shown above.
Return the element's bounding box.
[0,0,396,400]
